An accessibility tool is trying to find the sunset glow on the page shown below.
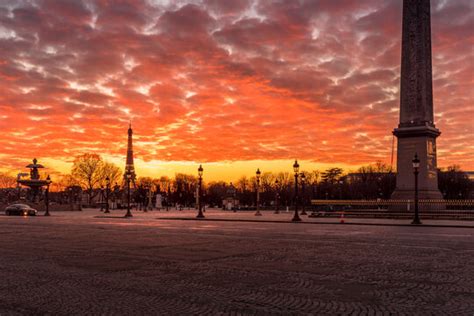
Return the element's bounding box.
[0,0,472,180]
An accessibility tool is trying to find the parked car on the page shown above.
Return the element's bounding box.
[5,204,37,216]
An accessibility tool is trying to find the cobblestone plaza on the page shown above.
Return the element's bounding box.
[0,209,473,315]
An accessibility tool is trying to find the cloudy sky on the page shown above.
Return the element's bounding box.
[0,0,472,180]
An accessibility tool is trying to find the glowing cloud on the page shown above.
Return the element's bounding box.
[0,0,472,179]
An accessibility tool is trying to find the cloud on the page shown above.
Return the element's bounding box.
[0,0,472,176]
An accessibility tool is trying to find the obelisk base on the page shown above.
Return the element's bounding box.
[390,125,445,211]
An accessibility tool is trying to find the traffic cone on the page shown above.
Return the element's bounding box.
[340,211,345,224]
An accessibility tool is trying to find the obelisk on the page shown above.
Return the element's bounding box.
[391,0,443,202]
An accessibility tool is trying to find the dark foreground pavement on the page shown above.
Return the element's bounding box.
[0,210,473,315]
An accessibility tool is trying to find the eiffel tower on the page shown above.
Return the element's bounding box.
[124,122,137,186]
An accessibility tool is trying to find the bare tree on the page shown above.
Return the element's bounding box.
[438,165,473,199]
[98,162,122,187]
[0,173,17,189]
[137,177,154,188]
[235,176,249,193]
[173,173,197,207]
[154,176,171,193]
[71,153,103,205]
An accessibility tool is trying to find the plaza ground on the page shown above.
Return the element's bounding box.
[0,209,473,315]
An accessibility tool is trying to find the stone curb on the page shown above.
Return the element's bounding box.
[94,215,131,219]
[156,217,474,229]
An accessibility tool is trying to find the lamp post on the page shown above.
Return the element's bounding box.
[44,175,51,216]
[197,165,205,218]
[100,186,105,212]
[125,173,133,217]
[300,173,307,215]
[202,192,206,212]
[412,154,421,225]
[147,185,153,211]
[166,185,170,212]
[338,180,343,200]
[255,168,262,216]
[143,184,149,212]
[292,160,301,222]
[104,176,110,213]
[274,179,280,214]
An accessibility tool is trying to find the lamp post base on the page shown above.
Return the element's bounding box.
[255,210,262,216]
[411,218,422,225]
[291,214,301,222]
[124,211,133,218]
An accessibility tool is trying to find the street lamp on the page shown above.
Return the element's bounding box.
[44,175,51,216]
[125,173,133,217]
[274,179,280,214]
[197,164,205,218]
[300,173,307,215]
[338,180,343,200]
[255,168,262,216]
[104,176,110,213]
[202,191,206,212]
[147,185,153,211]
[166,185,171,212]
[292,160,301,222]
[412,153,421,225]
[100,186,105,212]
[142,184,150,212]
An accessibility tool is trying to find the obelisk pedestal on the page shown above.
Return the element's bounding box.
[391,0,443,206]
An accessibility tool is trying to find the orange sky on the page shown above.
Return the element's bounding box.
[0,0,473,181]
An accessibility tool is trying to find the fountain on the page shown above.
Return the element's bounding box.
[17,158,51,203]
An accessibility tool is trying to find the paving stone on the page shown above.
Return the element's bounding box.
[0,209,472,315]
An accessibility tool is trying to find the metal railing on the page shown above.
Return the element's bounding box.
[309,199,474,220]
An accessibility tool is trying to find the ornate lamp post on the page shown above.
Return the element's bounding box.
[125,173,133,218]
[292,160,301,222]
[255,168,262,216]
[412,154,421,225]
[147,185,153,211]
[274,179,280,214]
[300,173,307,215]
[142,184,149,212]
[104,176,110,214]
[197,165,205,218]
[44,175,51,216]
[100,186,105,212]
[338,180,344,200]
[202,191,206,212]
[166,185,171,212]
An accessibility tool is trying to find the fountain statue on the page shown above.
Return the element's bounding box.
[17,158,51,203]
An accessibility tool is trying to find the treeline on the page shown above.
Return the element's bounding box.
[1,154,472,207]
